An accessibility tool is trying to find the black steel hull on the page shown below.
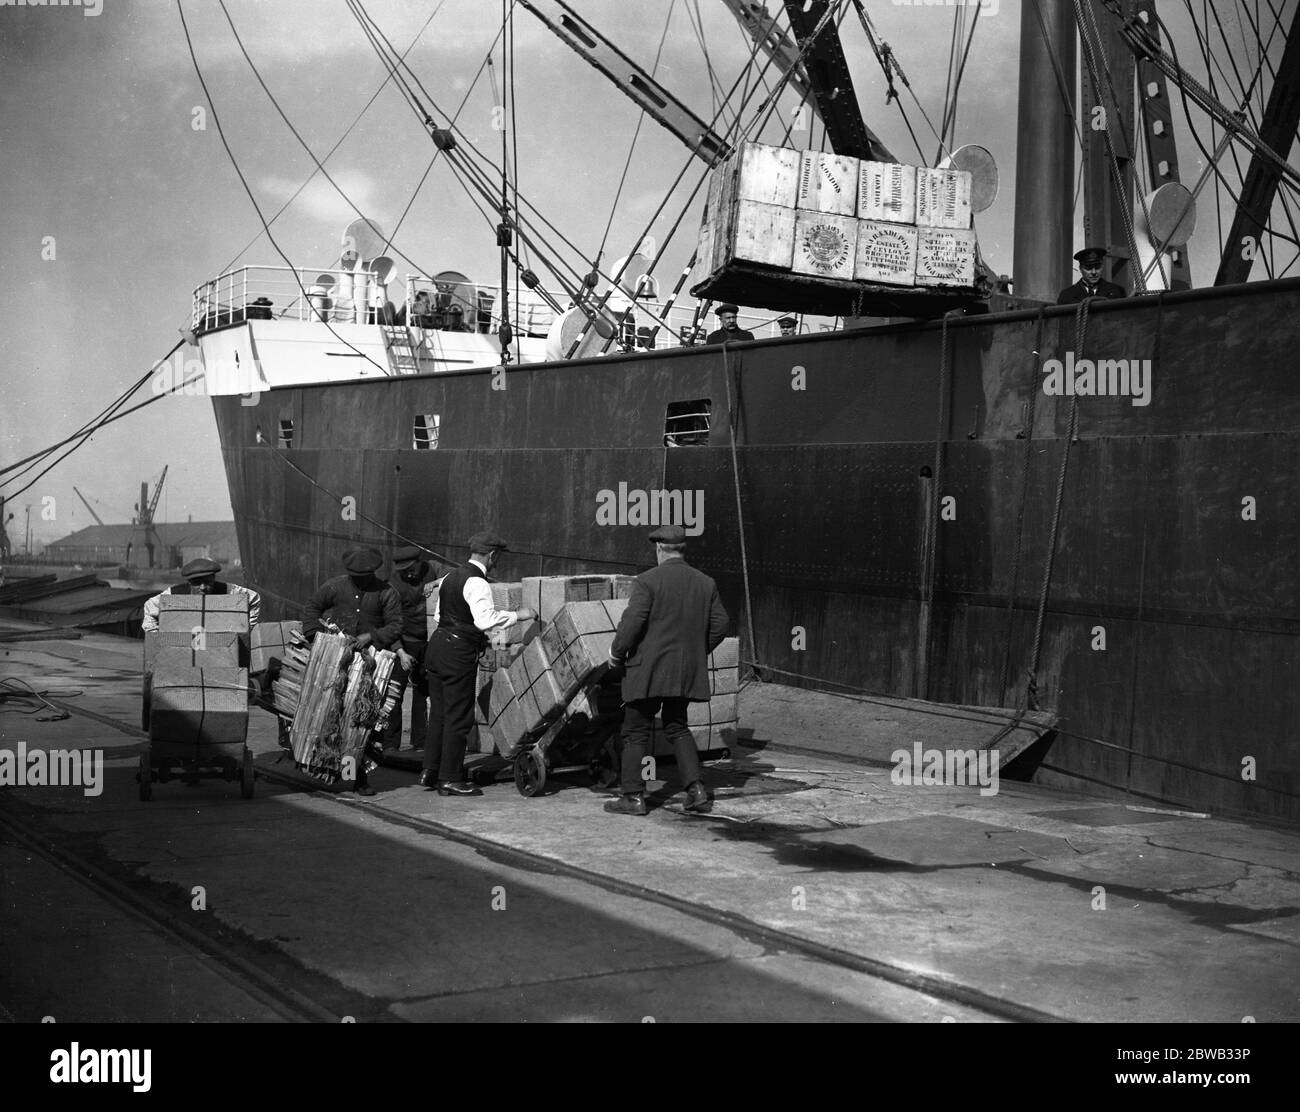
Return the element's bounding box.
[212,278,1300,821]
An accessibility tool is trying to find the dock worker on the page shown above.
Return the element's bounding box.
[383,544,438,753]
[1057,247,1126,305]
[704,303,755,344]
[302,546,403,796]
[777,315,798,337]
[141,558,261,633]
[605,524,730,816]
[421,531,535,795]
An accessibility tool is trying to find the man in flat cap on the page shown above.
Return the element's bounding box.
[704,303,755,345]
[422,531,536,795]
[141,557,261,633]
[302,546,403,796]
[777,315,799,337]
[1057,247,1126,305]
[605,524,730,816]
[383,544,438,753]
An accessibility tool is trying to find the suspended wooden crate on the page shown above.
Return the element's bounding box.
[796,151,859,217]
[699,141,799,274]
[793,211,859,281]
[855,221,919,286]
[692,141,982,317]
[858,161,917,224]
[915,228,978,288]
[916,167,973,229]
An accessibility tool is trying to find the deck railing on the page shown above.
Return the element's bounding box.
[191,265,802,344]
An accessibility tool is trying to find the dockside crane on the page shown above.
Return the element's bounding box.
[73,487,105,527]
[126,467,167,569]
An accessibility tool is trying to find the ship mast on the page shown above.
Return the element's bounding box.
[1013,0,1077,301]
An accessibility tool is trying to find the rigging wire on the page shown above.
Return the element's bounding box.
[596,0,678,266]
[687,0,731,130]
[1157,5,1300,257]
[347,0,609,301]
[177,0,390,377]
[348,1,690,336]
[216,2,445,275]
[937,4,982,164]
[0,340,183,491]
[217,0,438,284]
[1,346,199,502]
[851,0,950,164]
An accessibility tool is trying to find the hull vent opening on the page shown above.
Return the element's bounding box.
[664,399,711,447]
[414,413,441,450]
[278,419,295,449]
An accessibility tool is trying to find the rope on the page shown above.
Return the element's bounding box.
[1000,309,1047,702]
[917,311,960,698]
[1026,299,1090,709]
[721,343,760,683]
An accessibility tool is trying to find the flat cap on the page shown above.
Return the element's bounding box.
[467,531,508,552]
[1074,246,1107,265]
[181,557,221,579]
[392,544,423,567]
[341,546,383,573]
[714,303,739,315]
[648,524,687,544]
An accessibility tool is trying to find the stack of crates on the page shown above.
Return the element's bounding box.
[692,140,976,294]
[142,593,250,751]
[470,571,742,761]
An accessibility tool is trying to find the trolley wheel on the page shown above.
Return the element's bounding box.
[514,749,547,797]
[138,750,152,802]
[240,748,255,799]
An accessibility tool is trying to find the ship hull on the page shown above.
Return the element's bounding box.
[210,279,1300,821]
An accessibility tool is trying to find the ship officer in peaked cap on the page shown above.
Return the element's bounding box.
[704,303,755,345]
[1057,247,1127,305]
[383,544,437,753]
[777,315,799,336]
[141,557,261,632]
[301,546,403,796]
[421,531,536,795]
[605,523,730,816]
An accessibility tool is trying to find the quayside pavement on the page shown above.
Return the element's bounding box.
[1,618,1296,1025]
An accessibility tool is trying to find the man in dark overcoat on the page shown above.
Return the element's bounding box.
[605,524,730,816]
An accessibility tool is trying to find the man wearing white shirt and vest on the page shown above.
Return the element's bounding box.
[421,531,535,795]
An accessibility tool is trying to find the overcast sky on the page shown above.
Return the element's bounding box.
[0,0,1289,549]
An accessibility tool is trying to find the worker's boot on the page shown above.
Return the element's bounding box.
[683,781,711,813]
[604,792,648,816]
